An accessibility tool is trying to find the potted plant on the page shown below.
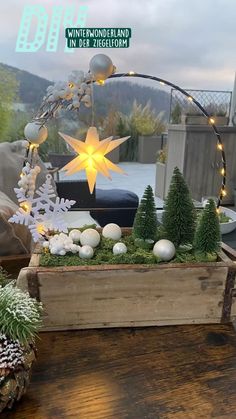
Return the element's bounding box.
[0,273,42,413]
[155,146,167,198]
[205,104,229,126]
[181,108,207,125]
[182,104,229,126]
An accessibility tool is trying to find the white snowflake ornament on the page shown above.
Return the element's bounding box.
[9,174,75,242]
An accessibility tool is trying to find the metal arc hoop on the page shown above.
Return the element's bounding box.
[108,72,226,207]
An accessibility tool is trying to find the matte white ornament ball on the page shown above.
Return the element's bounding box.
[64,242,73,252]
[54,243,64,253]
[80,228,100,247]
[69,229,81,243]
[153,239,176,261]
[24,122,48,145]
[50,247,57,255]
[70,244,79,254]
[79,245,94,259]
[59,233,67,239]
[89,54,114,81]
[59,249,66,256]
[113,242,127,255]
[43,241,49,248]
[102,223,122,241]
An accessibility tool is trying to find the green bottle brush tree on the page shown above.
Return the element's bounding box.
[133,185,159,242]
[162,167,196,247]
[194,199,221,255]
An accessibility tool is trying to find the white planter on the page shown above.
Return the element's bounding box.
[219,206,236,235]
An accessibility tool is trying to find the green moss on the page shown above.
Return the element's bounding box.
[40,234,159,267]
[195,252,218,262]
[172,250,218,264]
[39,231,219,267]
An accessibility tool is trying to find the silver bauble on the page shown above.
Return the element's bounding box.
[69,229,81,243]
[153,239,176,261]
[24,122,48,145]
[113,242,127,255]
[102,223,122,241]
[89,54,115,81]
[80,228,100,248]
[79,245,94,259]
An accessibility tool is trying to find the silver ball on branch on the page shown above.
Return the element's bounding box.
[89,54,115,82]
[153,239,176,261]
[24,122,48,145]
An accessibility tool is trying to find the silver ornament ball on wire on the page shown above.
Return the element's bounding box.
[24,122,48,145]
[89,54,115,82]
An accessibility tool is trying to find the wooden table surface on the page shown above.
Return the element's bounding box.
[2,324,236,419]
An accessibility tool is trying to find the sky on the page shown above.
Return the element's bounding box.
[1,0,236,90]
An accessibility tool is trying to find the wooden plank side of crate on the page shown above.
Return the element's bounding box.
[19,265,228,331]
[220,243,236,322]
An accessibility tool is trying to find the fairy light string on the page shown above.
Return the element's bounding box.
[107,72,226,208]
[22,65,227,209]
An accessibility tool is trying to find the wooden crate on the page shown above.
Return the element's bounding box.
[16,242,236,331]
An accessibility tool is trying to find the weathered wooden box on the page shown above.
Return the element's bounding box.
[17,242,236,331]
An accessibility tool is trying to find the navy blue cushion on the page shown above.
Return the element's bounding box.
[91,189,139,227]
[56,180,95,208]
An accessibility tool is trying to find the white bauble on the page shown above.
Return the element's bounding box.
[59,233,67,239]
[43,241,49,249]
[70,244,78,254]
[24,122,48,145]
[79,245,94,259]
[69,229,81,243]
[89,54,114,81]
[102,223,122,241]
[80,228,100,248]
[53,243,64,253]
[153,240,176,261]
[59,249,66,256]
[50,247,58,255]
[113,242,127,255]
[64,242,73,252]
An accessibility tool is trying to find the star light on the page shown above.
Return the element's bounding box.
[59,127,130,193]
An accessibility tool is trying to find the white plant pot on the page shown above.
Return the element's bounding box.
[219,206,236,235]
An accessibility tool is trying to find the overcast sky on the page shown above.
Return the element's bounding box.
[1,0,236,90]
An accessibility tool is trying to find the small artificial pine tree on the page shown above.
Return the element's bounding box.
[162,167,196,247]
[194,199,221,254]
[133,185,158,241]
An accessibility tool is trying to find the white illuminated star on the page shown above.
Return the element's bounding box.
[59,127,130,193]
